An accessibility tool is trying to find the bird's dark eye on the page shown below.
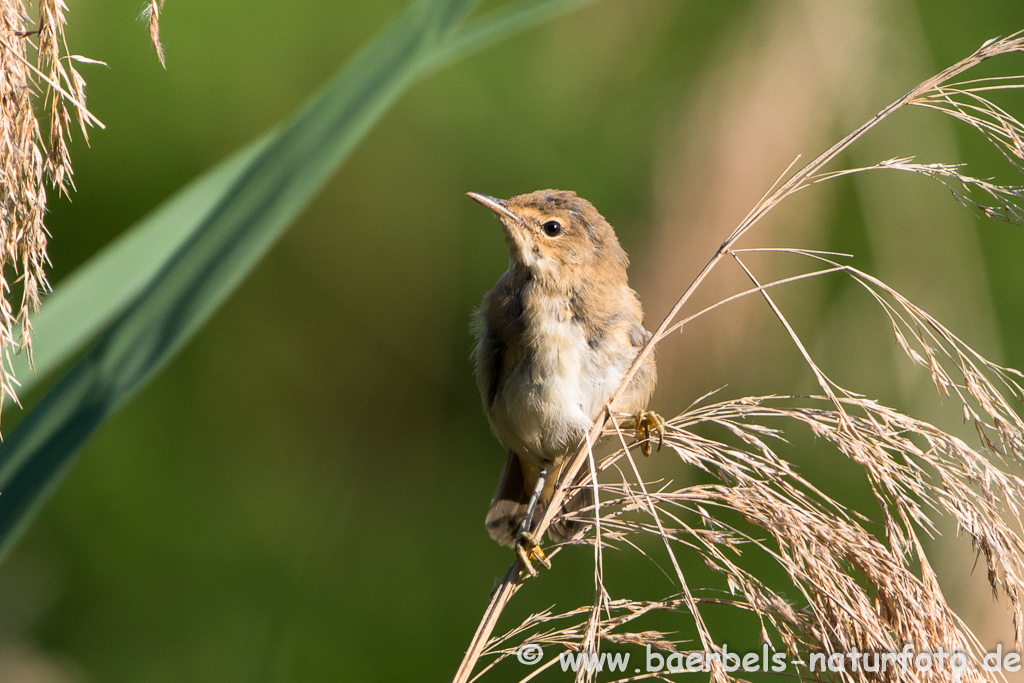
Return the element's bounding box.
[541,220,563,237]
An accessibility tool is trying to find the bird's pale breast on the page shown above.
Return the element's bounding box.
[477,280,644,470]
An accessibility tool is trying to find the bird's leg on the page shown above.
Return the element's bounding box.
[632,410,666,456]
[519,468,546,537]
[516,469,551,577]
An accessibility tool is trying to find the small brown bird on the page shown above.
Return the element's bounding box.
[468,189,660,574]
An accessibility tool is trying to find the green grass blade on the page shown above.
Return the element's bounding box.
[428,0,599,69]
[0,0,477,558]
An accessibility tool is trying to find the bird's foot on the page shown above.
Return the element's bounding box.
[633,410,666,456]
[515,531,551,577]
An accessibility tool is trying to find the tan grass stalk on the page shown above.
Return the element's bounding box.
[452,30,1024,683]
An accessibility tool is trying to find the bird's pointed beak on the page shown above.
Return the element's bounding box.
[466,192,521,224]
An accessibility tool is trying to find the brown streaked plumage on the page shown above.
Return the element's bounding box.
[468,189,657,557]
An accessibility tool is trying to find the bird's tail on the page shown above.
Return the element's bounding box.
[485,451,594,548]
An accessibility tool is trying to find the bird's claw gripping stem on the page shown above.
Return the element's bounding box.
[515,531,550,577]
[634,410,666,456]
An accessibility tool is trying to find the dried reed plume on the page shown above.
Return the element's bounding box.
[140,0,166,67]
[0,2,164,422]
[453,31,1024,683]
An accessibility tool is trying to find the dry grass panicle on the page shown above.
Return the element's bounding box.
[453,30,1024,683]
[0,1,165,423]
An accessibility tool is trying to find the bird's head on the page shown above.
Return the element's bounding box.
[467,190,629,286]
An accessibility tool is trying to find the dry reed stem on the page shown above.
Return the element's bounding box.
[452,30,1024,683]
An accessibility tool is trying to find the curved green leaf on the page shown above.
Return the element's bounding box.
[0,0,470,557]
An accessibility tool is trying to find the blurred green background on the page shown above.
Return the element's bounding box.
[2,0,1024,681]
